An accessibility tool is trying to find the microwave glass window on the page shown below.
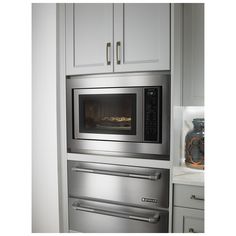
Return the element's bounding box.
[78,94,136,135]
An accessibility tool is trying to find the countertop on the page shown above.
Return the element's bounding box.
[172,165,204,187]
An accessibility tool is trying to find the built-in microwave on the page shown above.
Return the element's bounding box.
[67,72,170,159]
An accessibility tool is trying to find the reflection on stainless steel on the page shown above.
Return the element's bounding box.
[67,72,170,157]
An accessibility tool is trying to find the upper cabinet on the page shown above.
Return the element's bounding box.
[65,3,170,75]
[182,4,204,106]
[114,4,170,72]
[66,4,113,75]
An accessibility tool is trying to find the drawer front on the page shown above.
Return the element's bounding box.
[68,161,169,209]
[174,184,204,210]
[69,197,168,233]
[173,206,204,233]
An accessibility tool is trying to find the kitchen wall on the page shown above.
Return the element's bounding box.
[32,3,60,232]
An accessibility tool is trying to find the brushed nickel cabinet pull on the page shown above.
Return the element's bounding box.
[190,195,204,201]
[106,42,111,65]
[116,41,121,64]
[189,228,202,233]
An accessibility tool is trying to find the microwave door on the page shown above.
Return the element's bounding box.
[73,88,143,142]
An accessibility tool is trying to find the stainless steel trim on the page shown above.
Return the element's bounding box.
[68,139,169,157]
[190,195,204,201]
[72,200,160,223]
[73,87,143,142]
[106,42,111,65]
[71,166,161,180]
[116,41,121,64]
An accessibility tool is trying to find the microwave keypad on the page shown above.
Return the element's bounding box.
[144,88,162,143]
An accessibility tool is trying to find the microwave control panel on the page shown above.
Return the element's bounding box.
[144,87,162,143]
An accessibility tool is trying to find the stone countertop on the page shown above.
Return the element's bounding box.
[172,165,204,187]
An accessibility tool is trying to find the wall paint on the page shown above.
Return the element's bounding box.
[32,3,60,232]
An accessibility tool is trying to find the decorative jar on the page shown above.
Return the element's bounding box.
[185,118,204,169]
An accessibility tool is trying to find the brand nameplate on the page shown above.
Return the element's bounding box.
[141,197,158,204]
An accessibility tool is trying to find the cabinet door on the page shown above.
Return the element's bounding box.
[66,3,113,75]
[114,3,170,72]
[173,207,204,233]
[183,4,204,106]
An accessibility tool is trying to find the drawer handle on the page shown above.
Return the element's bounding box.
[189,228,202,233]
[116,41,121,64]
[190,195,204,201]
[71,167,161,181]
[106,42,111,65]
[72,200,160,223]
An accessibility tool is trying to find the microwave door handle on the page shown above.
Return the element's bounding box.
[72,201,160,223]
[71,167,161,181]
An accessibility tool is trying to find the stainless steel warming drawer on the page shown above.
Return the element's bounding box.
[68,161,169,209]
[68,197,168,233]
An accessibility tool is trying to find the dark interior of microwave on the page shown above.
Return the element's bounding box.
[78,94,136,135]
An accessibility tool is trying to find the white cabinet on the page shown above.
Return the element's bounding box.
[66,3,170,75]
[182,4,204,106]
[173,207,204,233]
[114,4,170,72]
[173,184,204,233]
[66,4,113,75]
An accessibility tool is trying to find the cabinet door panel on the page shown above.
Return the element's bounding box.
[184,214,204,233]
[183,4,204,106]
[173,206,204,233]
[114,3,170,72]
[66,3,113,75]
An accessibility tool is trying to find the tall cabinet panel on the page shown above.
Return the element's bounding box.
[114,3,170,72]
[183,4,204,106]
[66,4,113,75]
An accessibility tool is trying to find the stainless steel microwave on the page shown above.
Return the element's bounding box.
[67,72,170,159]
